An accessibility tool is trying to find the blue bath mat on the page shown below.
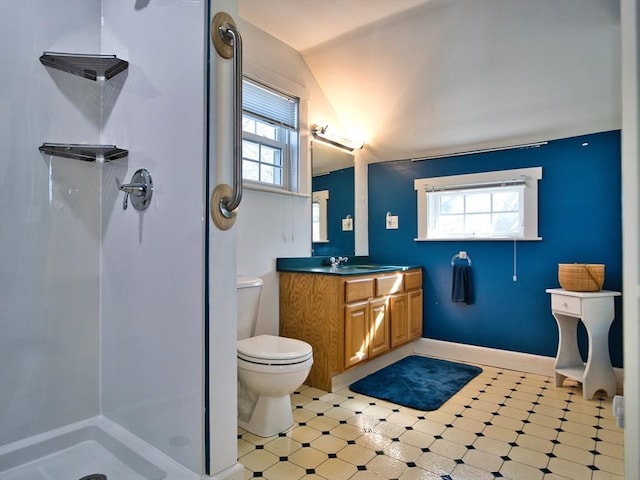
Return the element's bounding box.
[349,355,482,411]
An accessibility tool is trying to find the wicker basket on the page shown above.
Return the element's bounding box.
[558,263,605,292]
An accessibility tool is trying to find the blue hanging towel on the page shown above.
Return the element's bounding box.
[451,264,473,304]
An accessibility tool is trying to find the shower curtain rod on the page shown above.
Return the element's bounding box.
[409,141,548,163]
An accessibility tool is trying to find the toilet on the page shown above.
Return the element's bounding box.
[236,276,313,437]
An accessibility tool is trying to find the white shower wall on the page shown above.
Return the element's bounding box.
[0,0,209,475]
[99,1,206,473]
[0,0,103,446]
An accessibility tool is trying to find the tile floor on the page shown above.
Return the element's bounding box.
[238,359,624,480]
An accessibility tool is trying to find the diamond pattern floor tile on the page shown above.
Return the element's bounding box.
[238,358,625,480]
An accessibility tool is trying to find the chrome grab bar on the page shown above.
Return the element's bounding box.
[212,12,243,222]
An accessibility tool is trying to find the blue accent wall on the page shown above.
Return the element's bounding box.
[368,131,623,367]
[312,167,355,256]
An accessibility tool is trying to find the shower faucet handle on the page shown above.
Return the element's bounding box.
[116,178,145,194]
[116,169,153,211]
[115,177,143,210]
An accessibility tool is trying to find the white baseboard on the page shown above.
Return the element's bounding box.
[412,338,624,390]
[413,338,555,376]
[328,338,623,393]
[207,462,244,480]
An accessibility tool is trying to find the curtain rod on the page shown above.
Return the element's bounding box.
[424,177,527,192]
[410,141,548,162]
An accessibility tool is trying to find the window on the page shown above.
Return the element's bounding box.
[242,78,299,192]
[427,183,524,238]
[312,190,329,242]
[415,167,542,240]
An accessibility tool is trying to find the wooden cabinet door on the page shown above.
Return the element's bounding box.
[408,289,423,340]
[389,293,408,348]
[345,301,369,369]
[369,297,390,358]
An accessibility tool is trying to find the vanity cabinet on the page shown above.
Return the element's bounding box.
[344,300,372,368]
[386,271,423,348]
[368,297,390,358]
[408,289,424,339]
[389,293,409,348]
[343,277,374,369]
[343,277,391,369]
[406,271,424,341]
[279,268,423,391]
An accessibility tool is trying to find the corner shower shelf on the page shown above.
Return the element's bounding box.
[39,143,128,162]
[39,52,129,81]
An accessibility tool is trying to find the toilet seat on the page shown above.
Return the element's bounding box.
[237,334,312,365]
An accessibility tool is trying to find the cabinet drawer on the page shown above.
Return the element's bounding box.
[404,270,422,291]
[345,278,375,303]
[551,294,582,316]
[376,274,404,297]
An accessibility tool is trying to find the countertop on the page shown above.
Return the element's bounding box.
[276,256,421,276]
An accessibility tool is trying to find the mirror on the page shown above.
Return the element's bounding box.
[311,141,355,256]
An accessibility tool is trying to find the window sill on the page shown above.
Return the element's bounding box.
[414,236,543,242]
[244,182,310,198]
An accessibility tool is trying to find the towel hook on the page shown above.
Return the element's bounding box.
[451,251,472,266]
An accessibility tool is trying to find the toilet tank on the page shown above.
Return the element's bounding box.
[237,276,263,340]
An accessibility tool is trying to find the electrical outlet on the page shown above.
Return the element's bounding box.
[386,215,399,229]
[342,218,353,231]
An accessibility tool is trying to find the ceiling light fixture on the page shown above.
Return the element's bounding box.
[312,125,364,152]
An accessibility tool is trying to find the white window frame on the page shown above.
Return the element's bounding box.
[242,77,300,193]
[312,190,329,243]
[415,167,543,241]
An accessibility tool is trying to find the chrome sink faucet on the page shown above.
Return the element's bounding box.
[330,256,349,267]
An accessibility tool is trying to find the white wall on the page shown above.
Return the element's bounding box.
[0,0,103,446]
[206,1,248,477]
[621,0,639,477]
[236,189,311,335]
[235,20,340,335]
[100,0,206,473]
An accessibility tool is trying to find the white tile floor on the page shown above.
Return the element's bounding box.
[238,359,624,479]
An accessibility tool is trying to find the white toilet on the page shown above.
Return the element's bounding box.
[236,276,313,437]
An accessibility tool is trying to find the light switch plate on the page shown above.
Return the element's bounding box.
[386,215,399,229]
[342,218,353,231]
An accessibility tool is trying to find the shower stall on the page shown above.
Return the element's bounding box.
[0,1,240,478]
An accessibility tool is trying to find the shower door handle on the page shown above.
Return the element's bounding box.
[116,168,153,211]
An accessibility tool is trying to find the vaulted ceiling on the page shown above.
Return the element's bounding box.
[237,0,620,165]
[237,0,432,53]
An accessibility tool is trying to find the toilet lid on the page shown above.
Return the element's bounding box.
[237,335,312,365]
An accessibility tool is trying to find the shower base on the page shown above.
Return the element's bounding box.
[0,416,198,480]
